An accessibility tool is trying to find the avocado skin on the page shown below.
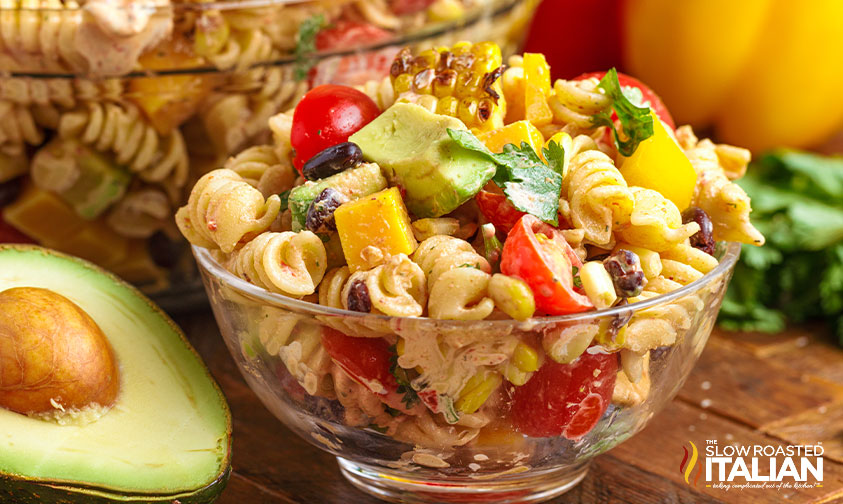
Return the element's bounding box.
[0,245,232,504]
[0,465,229,504]
[349,103,496,218]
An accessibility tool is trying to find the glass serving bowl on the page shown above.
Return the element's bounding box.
[0,0,536,307]
[194,242,740,503]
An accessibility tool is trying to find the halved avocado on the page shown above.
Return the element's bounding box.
[0,245,231,503]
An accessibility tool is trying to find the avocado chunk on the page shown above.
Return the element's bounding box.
[0,245,231,504]
[288,162,387,231]
[349,103,497,218]
[30,139,131,220]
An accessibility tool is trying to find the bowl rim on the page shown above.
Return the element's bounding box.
[4,0,524,80]
[193,241,741,326]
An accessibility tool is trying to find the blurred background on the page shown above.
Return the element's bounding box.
[526,0,843,344]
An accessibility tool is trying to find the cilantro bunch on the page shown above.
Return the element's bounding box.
[718,149,843,345]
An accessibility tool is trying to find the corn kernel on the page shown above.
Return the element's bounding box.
[456,371,502,414]
[512,342,539,372]
[488,274,536,321]
[393,74,413,95]
[427,0,465,22]
[580,261,618,309]
[334,187,418,272]
[503,362,531,386]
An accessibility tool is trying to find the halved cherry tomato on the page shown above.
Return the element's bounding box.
[390,0,435,15]
[510,350,617,438]
[315,21,392,51]
[290,85,380,173]
[573,71,675,130]
[321,327,420,414]
[501,215,592,315]
[475,190,525,234]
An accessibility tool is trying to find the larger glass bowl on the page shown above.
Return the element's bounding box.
[194,242,740,503]
[0,0,537,306]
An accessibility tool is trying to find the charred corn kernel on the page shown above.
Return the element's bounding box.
[435,95,459,116]
[489,274,536,321]
[396,337,405,355]
[456,371,502,414]
[512,342,539,372]
[334,187,418,272]
[580,261,618,309]
[478,120,545,155]
[427,0,465,22]
[389,41,505,132]
[613,244,662,279]
[503,363,531,386]
[193,11,230,57]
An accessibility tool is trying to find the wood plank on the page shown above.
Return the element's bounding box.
[677,337,843,428]
[762,402,843,464]
[609,400,843,504]
[714,326,819,358]
[556,455,722,504]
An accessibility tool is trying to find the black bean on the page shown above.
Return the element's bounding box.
[346,280,371,313]
[305,188,347,234]
[682,206,716,255]
[604,249,646,298]
[302,142,362,181]
[148,231,184,269]
[0,177,23,207]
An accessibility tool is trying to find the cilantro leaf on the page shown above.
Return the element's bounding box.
[388,345,419,409]
[448,129,563,225]
[718,149,843,346]
[591,68,654,157]
[294,14,326,81]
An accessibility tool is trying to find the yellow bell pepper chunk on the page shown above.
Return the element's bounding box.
[523,53,553,127]
[523,53,551,96]
[334,187,418,272]
[478,120,545,155]
[619,115,697,210]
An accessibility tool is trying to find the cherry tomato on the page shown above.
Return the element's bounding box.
[390,0,435,15]
[510,350,617,438]
[501,215,592,315]
[315,21,392,52]
[320,328,420,414]
[574,71,675,130]
[475,191,526,235]
[290,85,380,172]
[524,0,622,81]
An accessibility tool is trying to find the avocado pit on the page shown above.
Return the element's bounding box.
[0,286,120,417]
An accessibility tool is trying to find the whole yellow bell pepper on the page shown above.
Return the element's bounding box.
[623,0,843,152]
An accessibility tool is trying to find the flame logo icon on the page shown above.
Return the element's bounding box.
[679,441,703,486]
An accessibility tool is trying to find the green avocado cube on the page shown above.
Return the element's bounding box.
[288,162,387,231]
[349,103,496,218]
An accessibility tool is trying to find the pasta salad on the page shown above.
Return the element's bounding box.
[177,41,763,447]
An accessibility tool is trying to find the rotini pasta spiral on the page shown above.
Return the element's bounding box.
[677,126,765,246]
[175,168,281,253]
[226,230,327,297]
[105,187,171,239]
[0,0,87,73]
[348,254,427,317]
[57,101,189,187]
[259,312,333,396]
[412,235,494,320]
[355,76,396,111]
[618,187,700,252]
[562,146,634,246]
[0,101,43,153]
[548,77,611,131]
[224,144,296,198]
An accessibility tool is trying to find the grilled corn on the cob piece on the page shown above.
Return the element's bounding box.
[390,41,506,132]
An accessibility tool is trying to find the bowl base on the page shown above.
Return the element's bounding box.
[337,457,590,504]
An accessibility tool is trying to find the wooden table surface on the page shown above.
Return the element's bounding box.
[174,311,843,504]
